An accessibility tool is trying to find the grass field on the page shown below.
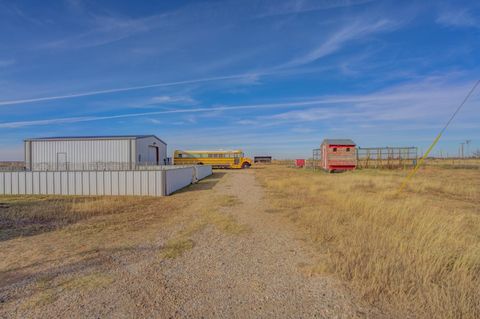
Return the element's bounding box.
[1,166,479,318]
[255,165,480,318]
[0,172,252,314]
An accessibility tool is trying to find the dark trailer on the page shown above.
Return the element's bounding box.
[254,156,272,164]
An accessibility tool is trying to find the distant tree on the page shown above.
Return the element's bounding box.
[473,149,480,158]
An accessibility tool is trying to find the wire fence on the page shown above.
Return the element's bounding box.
[0,162,188,172]
[357,147,418,169]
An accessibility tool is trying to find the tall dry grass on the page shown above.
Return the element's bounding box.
[256,165,480,318]
[0,196,163,240]
[0,194,194,281]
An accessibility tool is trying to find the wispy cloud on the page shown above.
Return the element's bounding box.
[2,76,477,129]
[436,8,478,28]
[147,118,162,125]
[0,97,351,128]
[256,0,374,18]
[227,77,480,127]
[41,13,157,49]
[0,59,15,68]
[150,95,196,105]
[0,73,259,107]
[127,95,197,109]
[279,18,399,68]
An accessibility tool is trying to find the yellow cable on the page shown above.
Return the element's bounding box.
[397,80,480,193]
[397,132,442,193]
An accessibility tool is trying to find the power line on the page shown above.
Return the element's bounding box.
[398,80,480,193]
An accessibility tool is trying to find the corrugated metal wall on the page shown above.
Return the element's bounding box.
[0,170,164,196]
[165,167,195,195]
[30,139,131,169]
[195,165,213,180]
[0,165,213,197]
[136,136,167,165]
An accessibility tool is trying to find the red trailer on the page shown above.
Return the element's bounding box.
[295,159,306,168]
[320,139,356,172]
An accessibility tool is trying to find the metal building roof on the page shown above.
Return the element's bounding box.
[25,135,167,145]
[322,139,356,145]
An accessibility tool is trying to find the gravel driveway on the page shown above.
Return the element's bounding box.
[1,169,383,318]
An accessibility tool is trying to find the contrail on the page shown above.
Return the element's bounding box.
[0,73,259,106]
[0,99,333,128]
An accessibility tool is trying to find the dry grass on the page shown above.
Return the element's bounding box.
[25,272,115,307]
[0,174,226,312]
[256,165,480,319]
[425,158,480,169]
[0,172,247,314]
[162,238,195,259]
[0,193,195,288]
[0,195,157,240]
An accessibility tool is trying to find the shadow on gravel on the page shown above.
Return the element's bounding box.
[176,172,226,193]
[0,198,81,242]
[0,244,161,305]
[0,196,161,242]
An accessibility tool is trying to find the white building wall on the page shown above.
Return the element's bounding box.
[29,139,131,170]
[0,166,212,197]
[136,136,167,165]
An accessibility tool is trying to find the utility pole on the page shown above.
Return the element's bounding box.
[466,140,471,158]
[460,142,465,158]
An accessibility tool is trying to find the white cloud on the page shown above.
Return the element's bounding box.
[279,18,399,68]
[236,119,258,125]
[0,59,15,68]
[150,95,196,105]
[291,127,316,133]
[0,73,259,107]
[147,118,162,124]
[436,8,477,28]
[233,76,480,127]
[1,75,478,134]
[256,0,374,18]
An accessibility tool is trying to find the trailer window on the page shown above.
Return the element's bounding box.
[333,148,337,152]
[346,148,350,152]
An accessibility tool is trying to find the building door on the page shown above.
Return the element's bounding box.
[57,152,67,170]
[149,146,160,165]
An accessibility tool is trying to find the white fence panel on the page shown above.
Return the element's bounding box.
[165,167,195,195]
[33,172,40,194]
[61,172,69,195]
[140,171,149,196]
[5,172,12,194]
[26,172,33,194]
[195,165,213,180]
[0,165,210,197]
[53,172,61,195]
[0,171,164,197]
[133,172,141,196]
[19,172,26,194]
[11,172,19,194]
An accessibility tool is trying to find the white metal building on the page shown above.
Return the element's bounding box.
[24,135,167,171]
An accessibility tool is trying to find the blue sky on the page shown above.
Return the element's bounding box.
[1,0,480,160]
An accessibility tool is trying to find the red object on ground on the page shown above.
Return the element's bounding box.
[295,159,306,168]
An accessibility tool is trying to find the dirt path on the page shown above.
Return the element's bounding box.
[153,169,379,318]
[2,170,381,318]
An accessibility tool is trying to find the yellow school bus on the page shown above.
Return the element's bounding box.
[173,150,252,169]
